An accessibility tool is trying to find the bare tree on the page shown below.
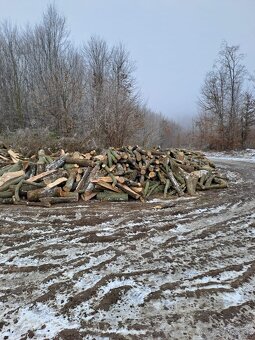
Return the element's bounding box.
[240,91,255,148]
[107,43,142,146]
[198,42,248,149]
[0,23,27,130]
[25,5,84,135]
[83,38,143,147]
[82,36,110,145]
[0,4,190,151]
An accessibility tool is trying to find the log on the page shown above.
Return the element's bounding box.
[144,180,150,197]
[116,183,140,199]
[0,198,13,204]
[205,174,215,188]
[60,191,79,198]
[101,164,117,185]
[84,164,100,193]
[147,182,160,197]
[0,161,22,175]
[97,191,128,202]
[203,182,228,190]
[63,163,79,170]
[165,165,184,196]
[183,172,199,195]
[63,170,77,192]
[0,190,14,198]
[13,199,51,208]
[0,176,25,192]
[46,156,66,171]
[22,181,45,189]
[110,149,121,161]
[164,179,170,198]
[27,187,62,202]
[0,155,9,161]
[107,149,113,167]
[40,194,79,205]
[0,170,25,187]
[65,156,93,167]
[91,176,114,184]
[26,162,37,178]
[76,173,81,183]
[81,192,97,201]
[75,166,92,192]
[130,187,143,194]
[169,159,185,185]
[37,150,47,175]
[14,179,24,202]
[43,169,68,185]
[0,164,13,176]
[148,171,156,179]
[116,163,125,176]
[133,150,142,162]
[123,178,141,187]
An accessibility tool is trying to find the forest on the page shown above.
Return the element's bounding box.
[0,5,254,152]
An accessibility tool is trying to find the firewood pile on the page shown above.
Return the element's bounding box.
[0,144,228,207]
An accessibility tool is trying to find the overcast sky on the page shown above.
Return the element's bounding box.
[0,0,254,124]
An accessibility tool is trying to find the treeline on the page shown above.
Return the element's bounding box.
[0,5,185,150]
[194,42,255,150]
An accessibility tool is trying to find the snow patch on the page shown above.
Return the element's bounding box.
[2,303,79,340]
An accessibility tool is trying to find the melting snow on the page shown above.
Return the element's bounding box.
[1,303,79,340]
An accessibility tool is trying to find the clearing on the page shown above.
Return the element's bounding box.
[0,157,254,339]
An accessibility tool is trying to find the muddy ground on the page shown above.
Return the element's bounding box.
[0,159,254,340]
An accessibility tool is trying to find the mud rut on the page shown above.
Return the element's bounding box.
[0,159,254,340]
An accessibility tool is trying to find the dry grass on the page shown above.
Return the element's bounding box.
[0,128,95,156]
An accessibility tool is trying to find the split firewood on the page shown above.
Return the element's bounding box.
[131,187,143,194]
[8,149,19,163]
[0,155,9,161]
[96,181,121,193]
[116,183,141,199]
[47,177,67,189]
[26,169,57,183]
[81,192,97,201]
[91,176,114,184]
[43,169,68,185]
[0,145,228,205]
[0,170,25,187]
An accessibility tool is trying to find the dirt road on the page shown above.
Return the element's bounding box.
[0,159,254,339]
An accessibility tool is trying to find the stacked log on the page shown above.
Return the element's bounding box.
[0,145,228,206]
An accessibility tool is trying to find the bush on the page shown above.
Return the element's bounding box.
[0,128,94,156]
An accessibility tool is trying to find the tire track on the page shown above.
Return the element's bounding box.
[0,159,254,339]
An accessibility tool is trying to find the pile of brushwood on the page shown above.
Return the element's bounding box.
[0,142,228,207]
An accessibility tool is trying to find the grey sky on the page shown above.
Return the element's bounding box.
[0,0,254,124]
